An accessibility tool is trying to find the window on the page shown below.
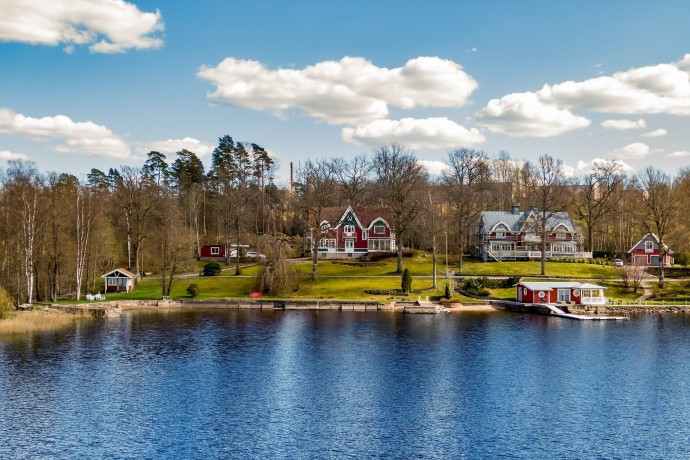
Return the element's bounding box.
[368,239,390,251]
[344,225,355,236]
[556,233,566,240]
[211,246,220,255]
[362,230,368,240]
[645,241,654,252]
[108,278,116,286]
[374,224,385,234]
[319,239,337,249]
[495,232,505,239]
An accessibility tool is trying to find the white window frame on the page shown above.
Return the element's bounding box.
[374,224,385,235]
[344,224,355,236]
[645,241,654,253]
[345,239,354,251]
[362,230,368,240]
[211,246,220,255]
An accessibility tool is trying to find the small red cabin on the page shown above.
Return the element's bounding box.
[516,281,606,306]
[102,268,136,293]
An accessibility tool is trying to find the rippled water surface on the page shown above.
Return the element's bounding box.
[2,309,690,459]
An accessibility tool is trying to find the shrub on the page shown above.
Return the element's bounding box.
[202,261,222,276]
[186,283,200,298]
[401,268,412,295]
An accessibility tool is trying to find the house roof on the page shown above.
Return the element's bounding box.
[102,268,137,279]
[518,281,606,290]
[318,206,393,229]
[628,232,673,254]
[479,209,576,233]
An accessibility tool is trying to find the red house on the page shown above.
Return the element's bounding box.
[628,233,674,267]
[199,244,248,261]
[516,281,606,306]
[309,206,396,259]
[102,268,136,293]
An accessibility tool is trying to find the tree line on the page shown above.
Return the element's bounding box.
[1,136,688,303]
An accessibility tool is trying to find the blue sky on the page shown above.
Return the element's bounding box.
[1,0,690,185]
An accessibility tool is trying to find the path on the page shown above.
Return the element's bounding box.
[637,279,654,301]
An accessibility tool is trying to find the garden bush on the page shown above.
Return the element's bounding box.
[202,261,222,276]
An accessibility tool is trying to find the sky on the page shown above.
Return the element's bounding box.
[1,0,690,186]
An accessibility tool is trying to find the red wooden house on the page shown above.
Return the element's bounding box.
[199,244,248,261]
[628,233,674,267]
[309,206,396,259]
[102,268,136,293]
[516,281,606,306]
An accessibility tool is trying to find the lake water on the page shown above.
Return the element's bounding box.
[1,309,690,459]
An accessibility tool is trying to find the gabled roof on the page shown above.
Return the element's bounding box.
[317,206,394,229]
[102,268,137,279]
[518,281,606,290]
[479,208,577,233]
[628,233,673,254]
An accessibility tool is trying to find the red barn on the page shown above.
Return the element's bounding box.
[516,281,606,306]
[199,244,248,261]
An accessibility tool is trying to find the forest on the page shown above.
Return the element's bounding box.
[1,134,688,304]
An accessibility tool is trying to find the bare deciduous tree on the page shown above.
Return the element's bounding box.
[523,155,571,276]
[635,166,677,288]
[371,144,428,274]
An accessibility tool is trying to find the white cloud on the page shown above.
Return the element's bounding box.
[611,142,652,160]
[571,158,634,175]
[0,107,130,158]
[0,150,29,161]
[341,117,485,149]
[419,160,449,175]
[641,128,667,138]
[601,118,646,130]
[138,137,215,158]
[0,0,163,53]
[539,61,690,115]
[477,55,690,138]
[667,150,690,158]
[198,56,478,124]
[476,92,591,137]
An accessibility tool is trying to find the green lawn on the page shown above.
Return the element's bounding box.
[59,254,686,303]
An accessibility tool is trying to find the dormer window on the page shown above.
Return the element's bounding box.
[374,224,385,234]
[645,240,654,252]
[344,224,355,236]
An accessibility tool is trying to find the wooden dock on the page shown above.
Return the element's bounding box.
[492,300,629,321]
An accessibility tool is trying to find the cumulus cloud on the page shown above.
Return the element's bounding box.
[611,142,652,160]
[0,150,29,161]
[0,107,130,158]
[477,55,690,137]
[601,118,646,130]
[198,56,478,124]
[641,128,667,138]
[541,62,690,115]
[476,92,590,137]
[138,137,215,158]
[571,158,634,176]
[341,117,485,149]
[419,160,449,175]
[668,150,690,157]
[0,0,163,53]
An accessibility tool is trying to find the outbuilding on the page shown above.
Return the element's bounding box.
[516,281,606,306]
[102,268,137,293]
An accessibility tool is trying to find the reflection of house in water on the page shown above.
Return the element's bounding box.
[472,206,591,261]
[309,205,396,259]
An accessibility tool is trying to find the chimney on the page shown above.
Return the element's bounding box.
[511,205,520,215]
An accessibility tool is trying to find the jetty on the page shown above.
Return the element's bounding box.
[492,300,629,321]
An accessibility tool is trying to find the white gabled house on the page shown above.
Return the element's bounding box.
[472,206,591,262]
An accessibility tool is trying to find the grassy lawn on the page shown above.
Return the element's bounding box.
[651,281,690,300]
[56,254,673,303]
